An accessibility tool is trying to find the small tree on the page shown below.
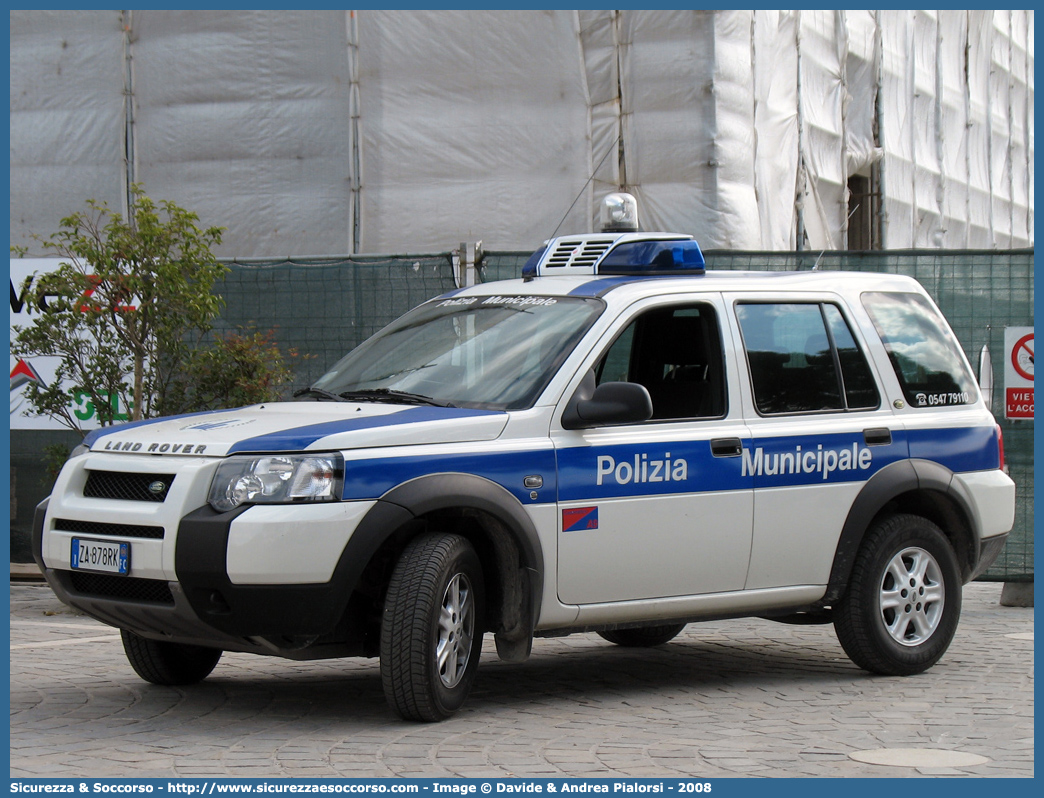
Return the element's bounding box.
[165,327,305,414]
[12,188,226,431]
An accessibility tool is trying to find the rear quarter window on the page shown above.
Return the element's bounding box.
[736,302,879,415]
[861,291,977,408]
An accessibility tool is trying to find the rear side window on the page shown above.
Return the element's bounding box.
[736,302,880,415]
[861,291,977,408]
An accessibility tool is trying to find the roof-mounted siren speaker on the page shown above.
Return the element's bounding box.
[600,192,639,233]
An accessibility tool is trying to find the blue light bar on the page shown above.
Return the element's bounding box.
[521,234,705,280]
[521,245,547,279]
[598,239,705,275]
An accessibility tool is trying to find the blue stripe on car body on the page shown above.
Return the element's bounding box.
[341,447,557,504]
[906,424,1001,472]
[83,409,229,447]
[338,425,999,506]
[228,406,503,454]
[567,276,645,297]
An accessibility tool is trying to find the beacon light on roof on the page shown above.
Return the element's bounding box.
[522,233,705,279]
[600,192,640,232]
[522,192,704,280]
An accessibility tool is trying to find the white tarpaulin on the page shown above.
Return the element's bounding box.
[9,11,127,244]
[9,9,1034,256]
[354,10,592,252]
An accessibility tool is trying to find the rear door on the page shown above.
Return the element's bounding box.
[728,294,908,590]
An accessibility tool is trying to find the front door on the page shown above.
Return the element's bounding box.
[553,296,754,605]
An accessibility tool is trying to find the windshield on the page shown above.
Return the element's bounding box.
[310,295,604,410]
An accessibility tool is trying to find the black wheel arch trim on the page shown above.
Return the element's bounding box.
[822,458,981,605]
[31,498,49,572]
[174,500,416,639]
[376,472,545,578]
[41,471,545,651]
[372,472,545,658]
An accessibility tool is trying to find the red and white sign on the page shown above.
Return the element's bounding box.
[9,258,135,430]
[11,258,68,430]
[1003,327,1033,419]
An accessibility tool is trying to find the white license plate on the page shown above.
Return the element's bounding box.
[71,538,130,575]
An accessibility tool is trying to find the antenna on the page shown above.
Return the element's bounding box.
[548,136,621,240]
[812,202,863,270]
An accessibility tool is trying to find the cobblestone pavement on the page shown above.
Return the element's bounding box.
[10,581,1033,779]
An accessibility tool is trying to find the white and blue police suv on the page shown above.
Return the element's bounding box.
[35,194,1015,721]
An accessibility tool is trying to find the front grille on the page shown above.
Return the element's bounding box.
[68,572,175,605]
[84,470,175,502]
[54,518,165,540]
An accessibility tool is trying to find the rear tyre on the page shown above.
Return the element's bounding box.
[598,623,687,647]
[381,533,485,722]
[120,630,222,685]
[834,514,962,676]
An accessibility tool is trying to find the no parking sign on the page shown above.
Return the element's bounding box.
[1004,327,1033,419]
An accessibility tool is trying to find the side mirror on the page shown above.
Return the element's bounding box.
[561,371,653,429]
[978,344,994,412]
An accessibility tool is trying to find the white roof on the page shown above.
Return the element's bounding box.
[445,268,923,303]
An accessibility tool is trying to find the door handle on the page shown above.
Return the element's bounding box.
[863,427,892,446]
[711,437,743,457]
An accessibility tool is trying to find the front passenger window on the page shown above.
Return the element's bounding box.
[595,304,726,420]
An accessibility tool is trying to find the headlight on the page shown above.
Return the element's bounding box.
[208,453,344,512]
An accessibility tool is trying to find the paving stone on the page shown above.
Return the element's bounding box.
[10,582,1033,779]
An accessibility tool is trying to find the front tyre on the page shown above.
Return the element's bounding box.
[834,514,962,676]
[120,630,222,685]
[381,533,485,721]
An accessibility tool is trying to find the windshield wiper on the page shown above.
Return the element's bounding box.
[293,387,350,402]
[338,388,455,408]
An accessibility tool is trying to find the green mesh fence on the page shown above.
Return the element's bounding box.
[215,254,457,393]
[9,248,1033,583]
